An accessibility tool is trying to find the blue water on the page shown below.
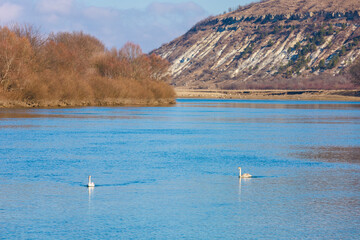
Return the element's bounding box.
[0,99,359,239]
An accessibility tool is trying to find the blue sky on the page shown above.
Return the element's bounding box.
[80,0,249,15]
[0,0,255,52]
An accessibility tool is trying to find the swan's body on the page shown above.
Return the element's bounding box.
[87,176,95,187]
[238,167,252,178]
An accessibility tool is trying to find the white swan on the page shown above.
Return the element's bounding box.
[238,167,252,178]
[87,175,95,187]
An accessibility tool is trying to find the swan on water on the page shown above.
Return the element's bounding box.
[87,175,95,187]
[238,167,252,178]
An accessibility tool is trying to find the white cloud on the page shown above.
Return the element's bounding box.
[148,2,204,14]
[112,2,207,51]
[83,6,118,20]
[0,0,208,52]
[0,2,22,22]
[37,0,73,14]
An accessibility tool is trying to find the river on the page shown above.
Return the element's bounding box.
[0,99,359,239]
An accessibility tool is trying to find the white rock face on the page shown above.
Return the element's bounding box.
[153,7,360,88]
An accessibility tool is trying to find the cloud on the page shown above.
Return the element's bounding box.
[0,2,22,22]
[37,0,73,14]
[148,2,204,15]
[83,6,118,20]
[112,2,207,51]
[146,2,206,26]
[0,0,208,52]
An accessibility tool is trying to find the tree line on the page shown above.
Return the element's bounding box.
[0,24,175,106]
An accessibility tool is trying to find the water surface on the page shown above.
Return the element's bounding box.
[0,99,359,239]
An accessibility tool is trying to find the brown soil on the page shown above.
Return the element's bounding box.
[176,88,360,101]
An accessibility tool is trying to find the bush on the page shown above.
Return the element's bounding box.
[327,54,339,69]
[0,25,175,105]
[267,40,274,47]
[319,59,326,70]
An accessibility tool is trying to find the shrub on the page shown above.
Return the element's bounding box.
[0,27,34,91]
[0,25,175,105]
[267,40,274,47]
[319,59,326,70]
[327,54,339,69]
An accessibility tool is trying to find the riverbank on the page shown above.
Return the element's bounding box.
[176,89,360,101]
[0,98,176,108]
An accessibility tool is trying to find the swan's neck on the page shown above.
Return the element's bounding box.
[88,176,91,183]
[239,168,241,177]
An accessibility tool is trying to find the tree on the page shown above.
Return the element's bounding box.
[327,24,334,35]
[49,31,105,55]
[119,42,143,62]
[0,27,33,91]
[10,23,45,52]
[94,51,125,79]
[47,31,105,73]
[148,53,171,82]
[0,25,175,105]
[339,46,346,56]
[327,54,339,69]
[318,59,326,70]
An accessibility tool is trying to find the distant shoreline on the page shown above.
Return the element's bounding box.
[0,98,176,109]
[1,90,359,108]
[176,89,360,102]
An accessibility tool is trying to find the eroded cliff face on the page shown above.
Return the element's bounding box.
[153,0,360,89]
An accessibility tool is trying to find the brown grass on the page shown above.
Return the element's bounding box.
[233,0,360,16]
[176,88,360,101]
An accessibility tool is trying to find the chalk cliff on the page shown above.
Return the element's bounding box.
[153,0,360,89]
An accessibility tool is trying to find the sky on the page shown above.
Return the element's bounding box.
[0,0,255,52]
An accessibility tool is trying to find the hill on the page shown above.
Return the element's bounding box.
[152,0,360,89]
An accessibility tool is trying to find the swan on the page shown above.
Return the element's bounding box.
[87,175,95,187]
[238,167,252,178]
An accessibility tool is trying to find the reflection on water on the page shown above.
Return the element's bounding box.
[292,146,360,164]
[0,111,144,120]
[94,179,156,187]
[179,99,360,110]
[0,124,39,129]
[88,186,94,198]
[0,99,359,239]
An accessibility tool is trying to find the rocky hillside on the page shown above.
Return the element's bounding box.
[152,0,360,89]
